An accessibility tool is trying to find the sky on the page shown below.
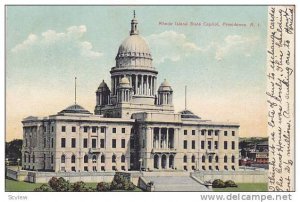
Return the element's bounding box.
[6,5,268,141]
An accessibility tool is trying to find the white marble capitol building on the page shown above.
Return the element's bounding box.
[22,13,240,173]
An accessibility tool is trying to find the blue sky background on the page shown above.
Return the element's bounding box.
[6,6,268,140]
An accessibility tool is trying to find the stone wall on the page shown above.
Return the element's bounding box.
[191,170,267,183]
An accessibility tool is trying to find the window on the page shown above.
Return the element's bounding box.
[51,138,54,148]
[121,139,126,148]
[92,155,97,163]
[183,155,187,163]
[72,126,76,132]
[101,155,105,163]
[101,166,105,171]
[84,155,88,163]
[214,141,218,149]
[184,130,187,135]
[61,155,65,163]
[71,138,76,148]
[192,130,195,135]
[122,128,126,133]
[61,138,66,148]
[209,166,212,170]
[231,156,235,163]
[224,141,228,150]
[202,155,205,163]
[208,141,212,150]
[112,128,116,133]
[84,127,88,133]
[208,130,212,136]
[192,140,195,149]
[192,165,195,170]
[24,154,26,163]
[84,166,88,171]
[201,141,205,149]
[92,139,97,148]
[71,155,76,163]
[224,155,228,163]
[112,139,116,148]
[191,155,195,163]
[232,166,235,170]
[33,154,35,163]
[121,166,125,171]
[183,140,187,149]
[184,166,187,171]
[92,127,97,133]
[28,155,31,163]
[232,131,235,136]
[215,130,219,136]
[224,165,228,170]
[61,126,66,132]
[209,155,212,163]
[44,138,46,148]
[51,126,54,133]
[112,166,116,171]
[51,155,53,164]
[224,131,228,136]
[215,166,219,170]
[201,130,205,136]
[100,127,105,133]
[202,166,206,170]
[121,155,125,163]
[215,155,219,163]
[83,138,88,148]
[112,155,116,163]
[232,141,235,150]
[71,166,76,171]
[100,139,105,148]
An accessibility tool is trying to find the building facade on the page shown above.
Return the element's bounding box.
[22,13,240,173]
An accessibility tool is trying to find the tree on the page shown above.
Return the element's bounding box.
[71,181,92,192]
[48,177,71,192]
[96,182,111,191]
[5,139,22,163]
[110,174,135,191]
[34,184,53,192]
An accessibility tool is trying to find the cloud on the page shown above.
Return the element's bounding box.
[214,35,259,61]
[146,31,203,64]
[11,25,103,59]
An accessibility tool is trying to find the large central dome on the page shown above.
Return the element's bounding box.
[117,35,151,58]
[114,13,153,69]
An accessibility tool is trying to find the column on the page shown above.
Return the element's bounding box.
[158,128,161,149]
[150,127,153,148]
[166,128,169,148]
[146,75,149,96]
[141,75,144,95]
[114,77,117,95]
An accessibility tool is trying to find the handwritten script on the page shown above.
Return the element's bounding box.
[267,6,294,191]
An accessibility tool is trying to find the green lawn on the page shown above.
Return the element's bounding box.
[5,179,44,192]
[5,178,142,192]
[213,183,268,192]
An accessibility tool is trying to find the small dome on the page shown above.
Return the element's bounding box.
[58,104,91,114]
[118,77,131,88]
[158,79,173,92]
[179,110,201,119]
[96,80,109,92]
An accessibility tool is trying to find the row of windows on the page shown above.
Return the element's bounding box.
[183,155,236,163]
[183,140,235,150]
[60,126,129,134]
[61,138,126,149]
[63,165,125,172]
[183,130,236,136]
[61,154,126,164]
[184,165,236,171]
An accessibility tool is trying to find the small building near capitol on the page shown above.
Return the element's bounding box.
[21,13,240,173]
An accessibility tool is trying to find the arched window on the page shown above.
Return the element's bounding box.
[202,155,205,163]
[231,155,235,163]
[112,155,116,163]
[71,155,76,163]
[24,154,26,163]
[191,155,195,163]
[224,155,227,163]
[92,155,97,163]
[33,154,35,163]
[101,155,105,163]
[183,155,187,163]
[215,155,219,163]
[121,155,125,163]
[84,155,88,163]
[61,155,66,163]
[209,155,213,163]
[28,155,31,163]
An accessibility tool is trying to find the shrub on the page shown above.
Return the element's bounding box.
[48,177,71,192]
[225,180,237,187]
[212,179,226,188]
[96,182,111,191]
[34,184,53,192]
[71,181,89,192]
[110,174,136,191]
